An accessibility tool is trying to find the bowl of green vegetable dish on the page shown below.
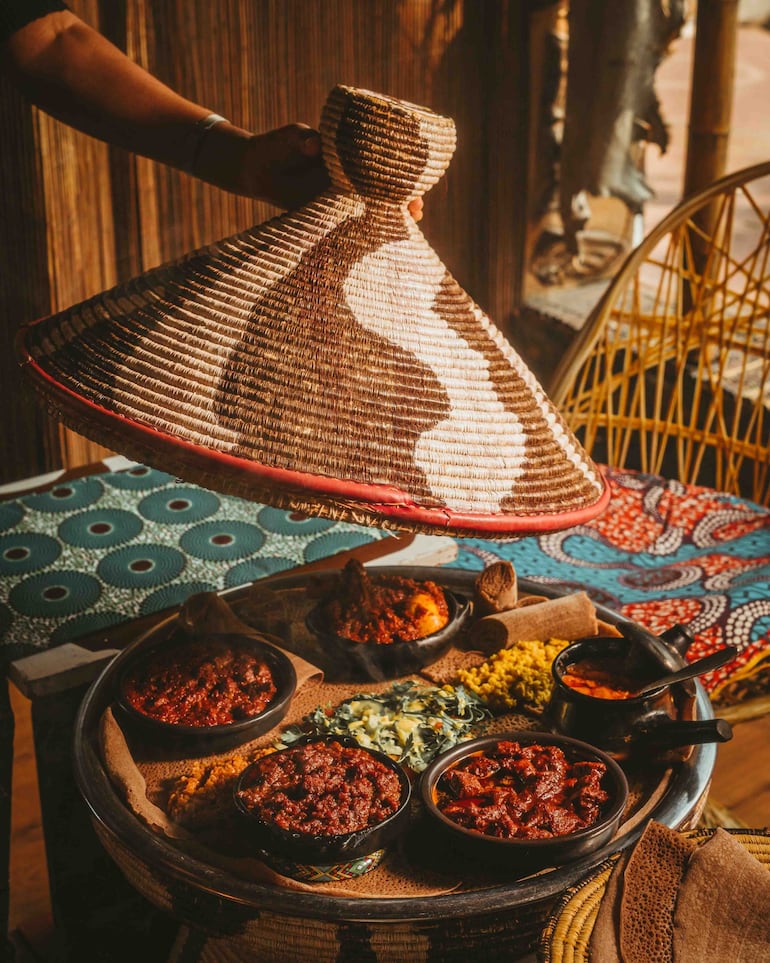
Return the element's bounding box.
[279,680,492,774]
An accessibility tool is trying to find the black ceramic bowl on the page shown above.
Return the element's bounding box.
[306,587,470,682]
[233,735,412,882]
[419,731,628,874]
[115,630,297,755]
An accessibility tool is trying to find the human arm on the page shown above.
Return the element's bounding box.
[1,8,329,209]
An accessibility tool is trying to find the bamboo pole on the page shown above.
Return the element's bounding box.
[683,0,739,299]
[683,0,739,199]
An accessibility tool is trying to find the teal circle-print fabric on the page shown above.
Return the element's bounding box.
[303,530,379,562]
[58,508,144,549]
[138,487,221,525]
[21,477,104,513]
[222,556,297,587]
[97,544,187,588]
[0,465,384,664]
[139,580,220,615]
[0,533,61,575]
[9,570,102,618]
[178,521,266,562]
[257,506,337,535]
[0,502,24,533]
[102,465,174,490]
[50,609,133,645]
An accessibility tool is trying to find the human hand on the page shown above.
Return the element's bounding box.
[237,124,425,219]
[236,124,330,209]
[408,197,423,222]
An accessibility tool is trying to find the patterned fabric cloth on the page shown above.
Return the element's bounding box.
[0,464,385,667]
[447,467,770,700]
[2,463,768,702]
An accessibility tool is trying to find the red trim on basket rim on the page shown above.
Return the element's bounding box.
[19,345,611,535]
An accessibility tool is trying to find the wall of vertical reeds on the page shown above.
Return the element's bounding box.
[0,0,532,483]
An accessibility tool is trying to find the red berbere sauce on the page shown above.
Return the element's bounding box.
[318,559,449,645]
[561,657,638,699]
[122,637,277,727]
[436,740,609,840]
[237,740,403,836]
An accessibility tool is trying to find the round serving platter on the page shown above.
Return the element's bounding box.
[73,567,717,960]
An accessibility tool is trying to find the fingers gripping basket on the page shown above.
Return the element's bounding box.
[18,85,608,538]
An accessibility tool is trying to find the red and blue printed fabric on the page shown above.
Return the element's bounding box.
[451,467,770,700]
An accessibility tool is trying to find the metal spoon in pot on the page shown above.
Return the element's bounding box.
[632,645,739,697]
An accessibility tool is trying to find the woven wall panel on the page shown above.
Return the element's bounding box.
[34,0,118,469]
[0,80,61,477]
[1,0,530,482]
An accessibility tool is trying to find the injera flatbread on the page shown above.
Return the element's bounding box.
[672,827,770,962]
[619,820,698,963]
[588,852,628,963]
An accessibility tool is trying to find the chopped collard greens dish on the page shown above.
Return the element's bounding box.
[278,681,491,772]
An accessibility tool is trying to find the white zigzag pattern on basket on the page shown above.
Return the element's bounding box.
[346,241,526,511]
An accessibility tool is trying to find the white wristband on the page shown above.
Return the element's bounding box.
[185,113,229,175]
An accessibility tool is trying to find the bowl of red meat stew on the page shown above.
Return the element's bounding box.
[306,561,470,682]
[116,630,297,754]
[233,735,411,881]
[419,731,628,872]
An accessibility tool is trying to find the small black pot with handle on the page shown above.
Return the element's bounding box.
[546,635,733,761]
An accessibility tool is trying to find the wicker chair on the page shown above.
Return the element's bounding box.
[548,160,770,507]
[547,162,770,776]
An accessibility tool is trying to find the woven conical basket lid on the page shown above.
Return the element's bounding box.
[18,85,609,538]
